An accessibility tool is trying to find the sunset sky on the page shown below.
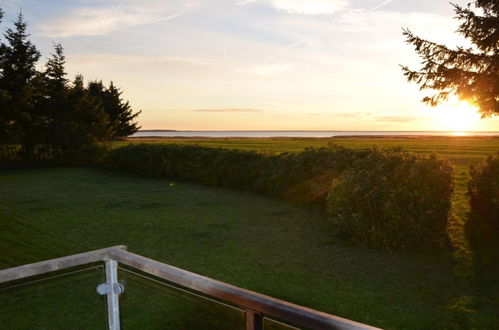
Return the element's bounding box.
[2,0,499,131]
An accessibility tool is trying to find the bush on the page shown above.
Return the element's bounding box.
[468,153,499,254]
[105,144,454,251]
[54,144,110,166]
[326,148,453,251]
[104,143,361,203]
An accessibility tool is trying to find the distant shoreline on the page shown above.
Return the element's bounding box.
[127,135,499,141]
[130,130,499,138]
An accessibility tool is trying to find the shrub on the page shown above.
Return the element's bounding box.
[105,144,454,251]
[54,144,110,166]
[468,153,499,254]
[326,148,453,251]
[104,143,361,203]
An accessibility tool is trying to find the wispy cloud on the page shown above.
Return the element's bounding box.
[269,0,348,15]
[375,115,419,122]
[69,54,211,66]
[239,63,294,75]
[37,5,187,37]
[370,0,396,11]
[192,108,264,113]
[336,112,367,118]
[235,0,259,5]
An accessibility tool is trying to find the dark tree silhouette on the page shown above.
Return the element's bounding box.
[0,11,41,156]
[56,75,111,151]
[0,9,140,160]
[0,12,40,99]
[45,43,67,93]
[0,7,9,145]
[88,80,141,138]
[43,43,69,151]
[402,0,499,117]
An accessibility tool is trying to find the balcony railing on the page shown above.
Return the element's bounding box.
[0,245,380,330]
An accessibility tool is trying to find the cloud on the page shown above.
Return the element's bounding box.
[336,112,366,118]
[269,0,348,15]
[192,108,264,113]
[375,115,419,122]
[37,5,186,37]
[327,9,451,33]
[235,0,260,5]
[238,63,294,75]
[370,0,395,11]
[69,54,210,66]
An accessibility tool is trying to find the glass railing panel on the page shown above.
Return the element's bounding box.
[0,265,107,329]
[264,317,303,330]
[118,267,246,329]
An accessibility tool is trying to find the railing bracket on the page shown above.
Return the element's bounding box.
[97,282,125,296]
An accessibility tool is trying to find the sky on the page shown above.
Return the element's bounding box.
[1,0,498,131]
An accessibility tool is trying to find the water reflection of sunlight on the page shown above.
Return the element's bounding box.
[451,131,469,136]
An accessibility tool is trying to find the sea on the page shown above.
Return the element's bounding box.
[130,130,499,138]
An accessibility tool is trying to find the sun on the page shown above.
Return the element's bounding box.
[432,97,481,132]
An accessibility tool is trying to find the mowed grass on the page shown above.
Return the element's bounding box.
[122,136,499,270]
[1,167,498,329]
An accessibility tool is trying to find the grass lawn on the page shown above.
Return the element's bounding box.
[1,167,498,329]
[121,136,499,273]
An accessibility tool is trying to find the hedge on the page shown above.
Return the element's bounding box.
[104,144,454,251]
[103,143,362,203]
[326,149,453,251]
[468,153,499,255]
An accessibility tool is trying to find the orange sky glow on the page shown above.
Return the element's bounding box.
[4,0,498,131]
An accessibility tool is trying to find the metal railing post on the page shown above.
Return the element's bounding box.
[98,259,124,330]
[246,310,263,330]
[106,259,121,330]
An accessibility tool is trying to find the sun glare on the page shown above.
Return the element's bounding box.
[432,97,481,132]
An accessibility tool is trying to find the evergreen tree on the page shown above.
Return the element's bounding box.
[0,11,41,156]
[402,0,499,117]
[0,7,9,146]
[43,43,68,150]
[45,43,67,94]
[88,80,141,137]
[0,9,140,159]
[57,75,111,151]
[0,11,40,98]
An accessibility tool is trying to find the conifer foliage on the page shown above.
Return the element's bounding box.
[402,0,499,117]
[0,10,140,160]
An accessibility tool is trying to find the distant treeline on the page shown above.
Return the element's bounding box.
[0,10,140,160]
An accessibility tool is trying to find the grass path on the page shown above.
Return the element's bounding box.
[1,167,498,329]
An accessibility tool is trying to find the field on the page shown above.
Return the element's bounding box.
[1,137,499,329]
[120,136,499,165]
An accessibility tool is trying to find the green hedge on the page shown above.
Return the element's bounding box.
[468,153,499,254]
[103,143,362,203]
[104,144,454,250]
[54,144,110,166]
[326,149,453,251]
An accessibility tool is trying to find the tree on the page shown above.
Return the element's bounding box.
[43,43,68,149]
[87,80,141,137]
[0,7,11,151]
[53,75,111,151]
[402,0,499,117]
[0,11,41,156]
[0,11,40,98]
[45,43,67,94]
